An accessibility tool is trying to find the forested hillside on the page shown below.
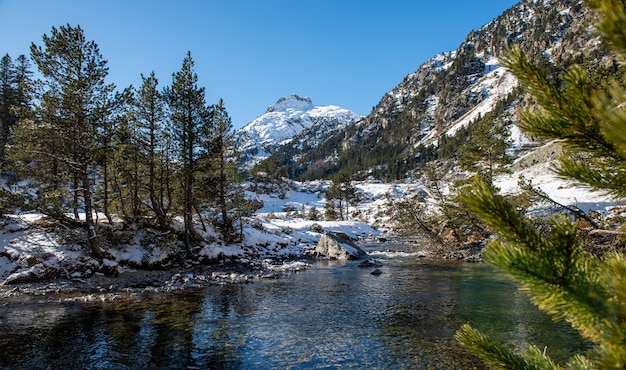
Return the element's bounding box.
[258,0,615,181]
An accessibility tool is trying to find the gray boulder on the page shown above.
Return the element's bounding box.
[312,232,367,261]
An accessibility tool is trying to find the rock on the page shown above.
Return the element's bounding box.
[4,267,38,284]
[312,232,367,261]
[100,259,120,277]
[358,259,383,268]
[370,269,383,276]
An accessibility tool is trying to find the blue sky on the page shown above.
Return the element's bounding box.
[0,0,519,129]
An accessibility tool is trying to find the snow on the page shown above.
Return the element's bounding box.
[446,62,518,136]
[494,155,615,212]
[0,165,618,285]
[236,94,362,168]
[0,144,620,286]
[508,124,534,150]
[430,51,456,72]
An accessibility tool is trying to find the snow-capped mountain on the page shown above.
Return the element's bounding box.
[269,0,606,181]
[235,94,362,169]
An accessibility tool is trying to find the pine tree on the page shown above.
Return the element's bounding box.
[0,54,15,164]
[0,54,32,163]
[107,91,146,222]
[206,98,237,239]
[455,1,626,368]
[164,51,208,256]
[12,25,115,259]
[458,113,511,184]
[98,87,133,224]
[134,71,172,230]
[326,172,356,220]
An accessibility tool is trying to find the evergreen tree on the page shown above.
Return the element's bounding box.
[458,113,511,184]
[326,172,356,220]
[0,54,32,163]
[456,0,626,367]
[0,54,16,164]
[12,25,115,259]
[107,90,146,222]
[206,98,237,239]
[134,71,172,230]
[98,87,132,224]
[323,201,340,221]
[13,55,32,111]
[164,51,208,256]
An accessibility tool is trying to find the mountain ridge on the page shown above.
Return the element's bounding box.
[235,94,362,169]
[255,0,610,181]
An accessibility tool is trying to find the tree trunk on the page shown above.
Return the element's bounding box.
[183,172,198,259]
[73,173,80,221]
[219,149,232,234]
[82,168,104,260]
[132,151,140,218]
[102,156,113,223]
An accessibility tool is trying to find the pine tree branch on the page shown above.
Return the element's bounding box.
[456,324,560,370]
[464,177,611,343]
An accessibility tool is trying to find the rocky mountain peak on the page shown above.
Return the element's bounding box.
[260,0,604,181]
[266,94,314,113]
[235,95,362,170]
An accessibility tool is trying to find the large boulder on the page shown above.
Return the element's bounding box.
[312,232,367,261]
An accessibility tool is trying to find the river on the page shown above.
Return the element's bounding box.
[0,243,588,369]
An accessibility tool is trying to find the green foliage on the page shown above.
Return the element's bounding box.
[306,206,320,221]
[323,201,339,221]
[12,24,115,258]
[309,223,324,233]
[5,25,246,257]
[457,1,626,367]
[0,53,32,162]
[326,172,357,220]
[456,324,558,370]
[202,99,238,239]
[0,187,24,217]
[457,113,511,183]
[503,46,626,199]
[460,177,626,368]
[163,51,210,254]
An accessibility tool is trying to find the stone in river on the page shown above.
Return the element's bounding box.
[312,232,367,261]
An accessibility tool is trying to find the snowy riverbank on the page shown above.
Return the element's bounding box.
[0,164,619,299]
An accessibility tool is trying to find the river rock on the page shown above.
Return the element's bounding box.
[358,259,383,268]
[312,232,367,261]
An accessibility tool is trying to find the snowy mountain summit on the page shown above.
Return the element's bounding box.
[235,94,362,169]
[266,94,313,113]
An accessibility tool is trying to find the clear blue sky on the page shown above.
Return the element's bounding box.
[0,0,519,129]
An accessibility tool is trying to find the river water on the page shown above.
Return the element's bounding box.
[0,243,588,369]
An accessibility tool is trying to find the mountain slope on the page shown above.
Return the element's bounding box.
[235,94,362,169]
[264,0,611,181]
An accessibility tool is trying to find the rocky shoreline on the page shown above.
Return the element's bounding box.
[0,232,483,303]
[0,258,314,303]
[0,234,407,303]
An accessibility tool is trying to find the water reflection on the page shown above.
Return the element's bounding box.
[0,249,588,369]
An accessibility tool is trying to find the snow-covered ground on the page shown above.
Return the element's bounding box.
[0,151,620,287]
[495,141,616,213]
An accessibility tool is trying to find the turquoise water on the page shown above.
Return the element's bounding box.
[0,245,588,369]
